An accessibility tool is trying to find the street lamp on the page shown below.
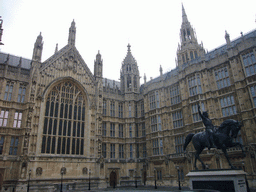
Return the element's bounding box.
[176,166,181,190]
[60,169,64,192]
[27,169,31,192]
[135,170,137,188]
[88,169,91,190]
[154,168,157,189]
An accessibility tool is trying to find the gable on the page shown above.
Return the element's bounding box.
[40,45,95,84]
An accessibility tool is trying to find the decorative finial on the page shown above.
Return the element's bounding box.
[160,65,163,76]
[55,43,58,53]
[225,30,231,46]
[0,16,3,45]
[127,44,131,52]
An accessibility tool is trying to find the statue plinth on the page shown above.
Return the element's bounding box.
[186,169,248,192]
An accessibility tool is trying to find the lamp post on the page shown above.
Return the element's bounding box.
[88,169,91,190]
[60,169,64,192]
[176,166,181,190]
[135,170,137,188]
[154,168,157,189]
[27,169,31,192]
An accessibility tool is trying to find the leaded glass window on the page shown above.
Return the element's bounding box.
[188,74,202,96]
[41,81,87,155]
[0,109,9,127]
[242,51,256,77]
[13,111,22,128]
[0,136,4,154]
[220,95,236,117]
[215,67,230,89]
[119,144,124,159]
[4,82,14,101]
[9,137,19,155]
[17,85,26,103]
[172,110,183,128]
[250,85,256,107]
[170,84,181,105]
[175,135,185,154]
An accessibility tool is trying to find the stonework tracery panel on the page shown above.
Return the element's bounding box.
[41,81,87,156]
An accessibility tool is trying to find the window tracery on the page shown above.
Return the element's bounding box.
[41,81,86,155]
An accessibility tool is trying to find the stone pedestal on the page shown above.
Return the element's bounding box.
[186,169,248,192]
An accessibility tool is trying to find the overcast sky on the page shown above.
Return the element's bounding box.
[1,0,256,82]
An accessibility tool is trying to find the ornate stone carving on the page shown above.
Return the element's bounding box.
[82,167,88,175]
[61,167,66,175]
[36,167,43,176]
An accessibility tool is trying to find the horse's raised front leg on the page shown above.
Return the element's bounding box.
[222,146,235,169]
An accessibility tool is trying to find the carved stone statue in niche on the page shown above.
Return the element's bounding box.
[27,108,33,127]
[68,56,74,69]
[20,162,27,179]
[82,167,88,175]
[60,167,66,175]
[36,167,43,176]
[31,83,36,94]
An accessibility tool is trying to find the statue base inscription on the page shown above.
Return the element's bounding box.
[186,169,248,192]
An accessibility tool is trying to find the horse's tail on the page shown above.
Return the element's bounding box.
[183,133,194,151]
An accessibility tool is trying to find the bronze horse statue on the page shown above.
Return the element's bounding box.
[183,119,244,170]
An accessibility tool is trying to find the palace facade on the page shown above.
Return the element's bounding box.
[0,5,256,191]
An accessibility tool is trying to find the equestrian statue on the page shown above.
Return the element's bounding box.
[183,104,245,170]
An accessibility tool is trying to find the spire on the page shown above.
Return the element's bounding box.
[120,44,140,94]
[32,32,43,61]
[94,50,103,78]
[176,4,205,67]
[182,3,188,23]
[123,44,137,66]
[68,20,76,46]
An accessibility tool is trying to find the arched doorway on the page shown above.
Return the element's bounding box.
[109,171,117,187]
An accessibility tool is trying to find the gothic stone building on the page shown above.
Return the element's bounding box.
[0,5,256,191]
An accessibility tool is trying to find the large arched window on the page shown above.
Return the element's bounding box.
[41,81,86,155]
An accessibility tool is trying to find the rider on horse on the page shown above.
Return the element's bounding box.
[198,104,216,149]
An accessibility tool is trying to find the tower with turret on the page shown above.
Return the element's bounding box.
[32,32,43,61]
[120,44,140,94]
[176,4,205,68]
